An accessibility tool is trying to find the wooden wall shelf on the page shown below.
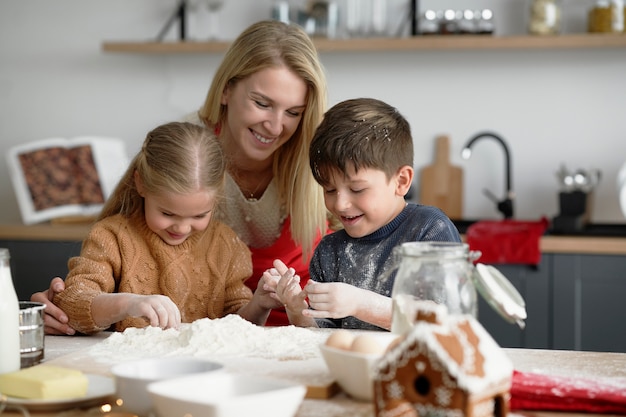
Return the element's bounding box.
[102,34,626,54]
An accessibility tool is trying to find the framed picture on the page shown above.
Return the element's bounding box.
[6,136,128,224]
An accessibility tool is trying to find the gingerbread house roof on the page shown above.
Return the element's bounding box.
[375,302,513,395]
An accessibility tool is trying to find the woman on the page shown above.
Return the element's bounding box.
[32,20,331,333]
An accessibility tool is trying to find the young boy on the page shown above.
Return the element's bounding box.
[267,98,461,330]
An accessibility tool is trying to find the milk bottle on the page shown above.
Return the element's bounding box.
[0,248,21,373]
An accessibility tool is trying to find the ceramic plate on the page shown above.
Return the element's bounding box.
[3,374,115,412]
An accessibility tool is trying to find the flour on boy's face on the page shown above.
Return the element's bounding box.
[322,165,407,238]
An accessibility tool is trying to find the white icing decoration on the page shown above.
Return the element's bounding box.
[386,380,405,400]
[414,403,464,417]
[415,360,426,373]
[435,386,452,406]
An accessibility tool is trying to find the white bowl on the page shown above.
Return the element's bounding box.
[148,372,306,417]
[319,332,398,401]
[110,357,222,416]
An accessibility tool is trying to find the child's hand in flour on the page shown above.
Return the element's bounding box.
[266,259,316,327]
[92,293,181,330]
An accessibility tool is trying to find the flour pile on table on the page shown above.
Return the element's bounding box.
[89,315,328,363]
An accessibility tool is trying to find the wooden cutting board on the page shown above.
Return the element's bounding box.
[419,135,463,220]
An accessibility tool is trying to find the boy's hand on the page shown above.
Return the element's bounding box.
[255,272,285,310]
[302,281,363,319]
[268,259,314,327]
[303,282,393,329]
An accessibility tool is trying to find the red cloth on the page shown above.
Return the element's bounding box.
[245,217,325,326]
[466,217,549,266]
[511,370,626,414]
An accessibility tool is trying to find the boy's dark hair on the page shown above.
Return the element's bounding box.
[310,98,413,187]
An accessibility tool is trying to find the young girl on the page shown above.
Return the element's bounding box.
[53,122,276,334]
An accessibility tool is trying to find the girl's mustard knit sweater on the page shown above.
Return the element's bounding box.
[54,213,253,334]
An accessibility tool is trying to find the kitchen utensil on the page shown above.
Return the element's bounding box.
[19,301,45,368]
[419,135,463,219]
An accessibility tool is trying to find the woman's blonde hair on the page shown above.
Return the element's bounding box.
[99,122,225,220]
[198,20,328,259]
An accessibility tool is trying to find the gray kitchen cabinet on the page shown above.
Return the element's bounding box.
[0,239,82,301]
[479,252,626,353]
[477,257,552,350]
[552,253,626,353]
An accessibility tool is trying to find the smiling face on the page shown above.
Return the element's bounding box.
[322,164,413,238]
[137,172,217,246]
[219,66,307,167]
[142,190,216,246]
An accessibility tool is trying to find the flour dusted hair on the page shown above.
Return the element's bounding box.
[98,121,224,220]
[310,98,413,187]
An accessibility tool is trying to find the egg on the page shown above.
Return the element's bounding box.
[325,330,354,350]
[350,334,385,355]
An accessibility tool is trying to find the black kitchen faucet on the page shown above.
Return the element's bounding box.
[461,131,515,219]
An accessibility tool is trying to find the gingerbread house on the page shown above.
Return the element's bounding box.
[373,301,513,417]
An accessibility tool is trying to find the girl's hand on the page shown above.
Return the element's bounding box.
[276,267,308,313]
[270,259,314,327]
[255,272,285,310]
[92,293,181,330]
[125,294,181,329]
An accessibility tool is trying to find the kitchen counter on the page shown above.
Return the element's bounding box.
[1,333,625,417]
[0,223,92,242]
[2,223,626,255]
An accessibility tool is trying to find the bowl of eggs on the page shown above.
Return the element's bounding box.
[320,330,399,401]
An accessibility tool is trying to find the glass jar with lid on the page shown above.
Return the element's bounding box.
[528,0,562,35]
[388,242,526,335]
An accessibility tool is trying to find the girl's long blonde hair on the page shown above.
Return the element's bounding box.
[198,20,328,259]
[99,122,224,220]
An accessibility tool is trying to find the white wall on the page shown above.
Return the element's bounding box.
[1,0,625,225]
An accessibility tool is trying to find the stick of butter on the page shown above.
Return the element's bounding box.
[0,365,88,399]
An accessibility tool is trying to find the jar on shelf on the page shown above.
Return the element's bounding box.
[528,0,562,35]
[476,9,495,35]
[588,0,625,33]
[419,9,440,35]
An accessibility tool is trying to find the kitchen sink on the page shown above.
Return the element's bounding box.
[452,219,626,237]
